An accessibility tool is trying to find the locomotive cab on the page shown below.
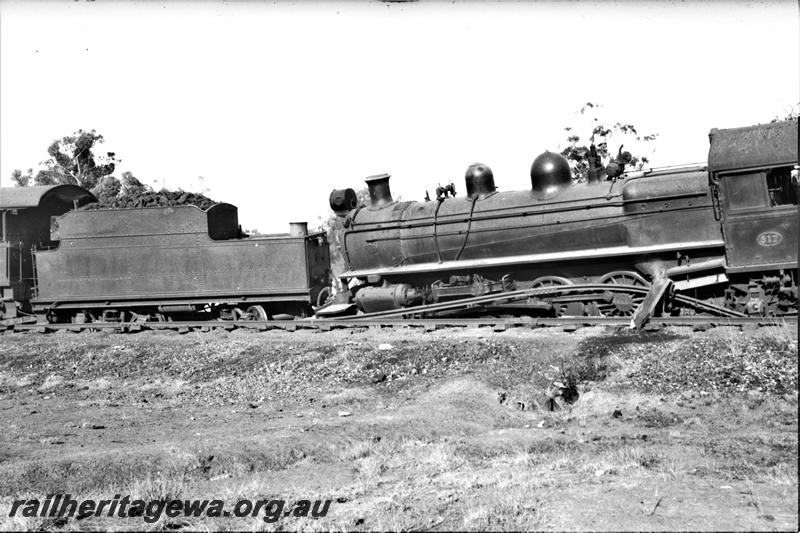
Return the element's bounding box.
[708,119,798,315]
[708,119,798,272]
[0,185,96,321]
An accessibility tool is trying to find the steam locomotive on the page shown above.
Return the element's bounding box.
[1,119,795,326]
[326,119,798,318]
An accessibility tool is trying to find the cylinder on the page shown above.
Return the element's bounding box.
[354,284,423,313]
[365,173,393,208]
[289,222,308,237]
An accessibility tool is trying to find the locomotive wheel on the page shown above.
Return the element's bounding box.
[609,293,636,314]
[531,276,573,288]
[599,271,650,287]
[595,271,649,317]
[530,276,573,316]
[593,292,644,317]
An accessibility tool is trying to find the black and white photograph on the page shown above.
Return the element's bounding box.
[0,0,798,530]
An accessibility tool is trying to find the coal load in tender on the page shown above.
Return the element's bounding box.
[84,190,218,210]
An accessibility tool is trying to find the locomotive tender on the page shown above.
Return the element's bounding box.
[0,191,330,323]
[328,119,798,318]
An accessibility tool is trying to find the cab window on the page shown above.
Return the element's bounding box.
[766,165,798,206]
[725,171,768,211]
[724,166,798,212]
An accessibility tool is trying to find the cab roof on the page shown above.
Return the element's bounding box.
[708,119,798,174]
[0,184,96,210]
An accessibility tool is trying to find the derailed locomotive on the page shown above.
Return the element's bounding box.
[0,190,330,324]
[326,119,798,318]
[1,119,795,327]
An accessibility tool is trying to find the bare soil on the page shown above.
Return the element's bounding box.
[0,324,796,531]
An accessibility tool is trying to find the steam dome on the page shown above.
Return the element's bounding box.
[530,151,572,193]
[465,162,496,198]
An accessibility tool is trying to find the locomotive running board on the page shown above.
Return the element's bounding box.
[340,240,725,279]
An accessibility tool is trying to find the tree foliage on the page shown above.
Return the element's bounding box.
[560,102,658,182]
[771,102,799,123]
[12,129,119,189]
[10,169,34,187]
[9,132,216,209]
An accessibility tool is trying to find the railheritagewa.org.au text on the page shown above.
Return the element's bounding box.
[7,495,333,523]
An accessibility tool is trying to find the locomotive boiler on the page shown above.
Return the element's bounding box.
[327,119,798,318]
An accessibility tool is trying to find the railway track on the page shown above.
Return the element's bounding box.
[2,315,795,334]
[2,284,795,334]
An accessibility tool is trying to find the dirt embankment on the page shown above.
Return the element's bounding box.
[0,325,796,531]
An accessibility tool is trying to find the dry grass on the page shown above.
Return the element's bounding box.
[0,326,796,530]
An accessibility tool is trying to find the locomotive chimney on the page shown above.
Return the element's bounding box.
[365,173,393,208]
[465,163,496,199]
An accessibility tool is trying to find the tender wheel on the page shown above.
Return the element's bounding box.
[316,287,333,309]
[241,305,268,321]
[71,310,95,324]
[45,309,60,324]
[0,299,18,320]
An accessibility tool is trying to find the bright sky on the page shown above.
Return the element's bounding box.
[1,0,798,232]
